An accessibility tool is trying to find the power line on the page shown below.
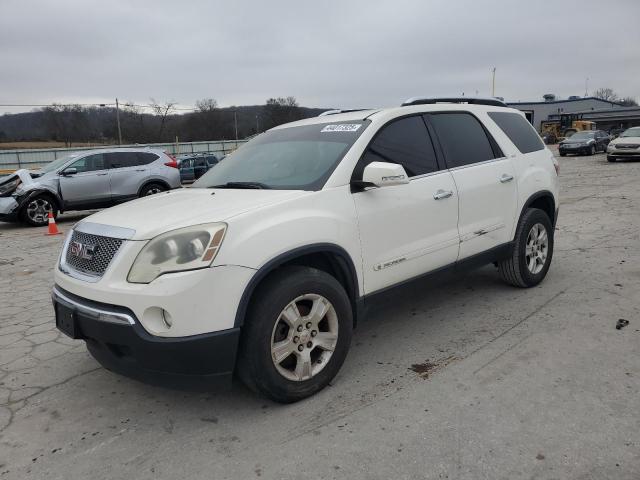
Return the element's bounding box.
[0,102,199,112]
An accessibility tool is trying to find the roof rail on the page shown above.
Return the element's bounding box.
[318,108,370,117]
[401,96,507,108]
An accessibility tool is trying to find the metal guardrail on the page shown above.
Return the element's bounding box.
[0,140,248,171]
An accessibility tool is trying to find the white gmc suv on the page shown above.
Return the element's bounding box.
[52,97,559,403]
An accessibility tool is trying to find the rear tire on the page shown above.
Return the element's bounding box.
[589,145,596,156]
[20,194,58,227]
[139,183,166,197]
[237,266,353,403]
[498,208,554,288]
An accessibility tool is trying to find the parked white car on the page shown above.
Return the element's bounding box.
[606,126,640,162]
[52,97,559,402]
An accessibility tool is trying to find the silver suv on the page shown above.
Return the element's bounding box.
[0,148,181,226]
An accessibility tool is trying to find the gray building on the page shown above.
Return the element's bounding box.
[508,95,623,132]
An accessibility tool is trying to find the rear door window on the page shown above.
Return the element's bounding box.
[488,111,545,154]
[428,112,499,168]
[106,152,138,169]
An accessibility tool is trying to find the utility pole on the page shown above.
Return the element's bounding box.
[234,110,238,140]
[491,67,496,97]
[584,77,589,97]
[115,98,122,145]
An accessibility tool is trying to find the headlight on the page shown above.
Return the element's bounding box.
[0,177,21,197]
[128,223,227,283]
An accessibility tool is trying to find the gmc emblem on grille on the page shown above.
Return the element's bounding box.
[69,241,98,260]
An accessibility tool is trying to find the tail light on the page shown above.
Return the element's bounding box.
[164,153,178,169]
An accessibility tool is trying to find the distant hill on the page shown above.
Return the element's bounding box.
[0,103,331,147]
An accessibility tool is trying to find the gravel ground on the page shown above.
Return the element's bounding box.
[0,152,638,479]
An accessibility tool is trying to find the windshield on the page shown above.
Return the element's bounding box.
[569,131,595,140]
[39,154,79,173]
[621,127,640,137]
[193,121,369,190]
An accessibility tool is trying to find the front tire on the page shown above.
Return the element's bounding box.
[20,194,58,227]
[607,155,616,163]
[589,145,596,156]
[237,266,353,403]
[498,208,554,288]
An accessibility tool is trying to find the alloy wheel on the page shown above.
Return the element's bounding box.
[26,198,52,224]
[525,223,548,274]
[270,293,339,382]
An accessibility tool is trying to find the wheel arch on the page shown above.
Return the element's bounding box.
[17,187,63,213]
[234,243,361,329]
[137,179,171,196]
[518,190,556,231]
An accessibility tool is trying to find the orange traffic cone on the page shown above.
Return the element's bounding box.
[46,211,62,235]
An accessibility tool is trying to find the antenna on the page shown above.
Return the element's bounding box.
[491,67,496,97]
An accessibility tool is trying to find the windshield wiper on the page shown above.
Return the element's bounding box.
[209,182,270,190]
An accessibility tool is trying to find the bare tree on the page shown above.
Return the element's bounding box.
[196,98,218,112]
[592,87,619,102]
[619,96,638,107]
[150,98,177,141]
[263,96,302,129]
[42,104,89,146]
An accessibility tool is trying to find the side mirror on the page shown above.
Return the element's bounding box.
[62,167,77,176]
[360,162,410,188]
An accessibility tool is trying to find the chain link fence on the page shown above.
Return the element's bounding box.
[0,140,248,172]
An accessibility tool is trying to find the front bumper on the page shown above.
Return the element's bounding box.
[0,197,19,221]
[559,145,589,155]
[607,149,640,158]
[52,285,240,390]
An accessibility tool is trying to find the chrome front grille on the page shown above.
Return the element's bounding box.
[616,144,639,149]
[64,230,123,277]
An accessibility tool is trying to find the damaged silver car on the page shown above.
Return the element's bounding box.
[0,148,181,226]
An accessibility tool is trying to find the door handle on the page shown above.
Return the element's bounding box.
[135,169,146,172]
[433,189,453,200]
[499,174,514,183]
[97,173,108,176]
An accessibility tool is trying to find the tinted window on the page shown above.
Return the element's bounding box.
[356,116,438,178]
[430,113,497,168]
[67,154,105,173]
[137,152,159,165]
[106,152,139,169]
[488,111,545,154]
[194,158,207,167]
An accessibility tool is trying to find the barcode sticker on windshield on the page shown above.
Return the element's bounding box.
[321,124,361,133]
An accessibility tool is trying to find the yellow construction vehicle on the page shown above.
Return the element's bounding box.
[541,114,596,143]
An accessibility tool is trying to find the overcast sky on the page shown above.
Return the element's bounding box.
[1,0,639,114]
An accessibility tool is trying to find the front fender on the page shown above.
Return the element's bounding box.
[213,186,364,294]
[15,185,64,212]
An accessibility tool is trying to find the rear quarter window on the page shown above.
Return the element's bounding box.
[488,111,545,154]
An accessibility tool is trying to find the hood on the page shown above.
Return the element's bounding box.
[79,187,309,240]
[13,169,38,184]
[611,136,640,146]
[562,136,594,144]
